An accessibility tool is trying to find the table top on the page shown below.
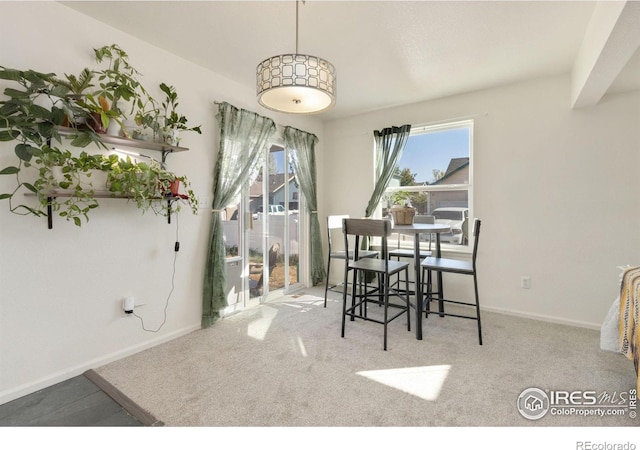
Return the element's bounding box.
[391,223,451,233]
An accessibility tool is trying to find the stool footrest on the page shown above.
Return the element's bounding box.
[425,296,479,321]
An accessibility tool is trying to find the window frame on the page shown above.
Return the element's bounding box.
[383,119,474,252]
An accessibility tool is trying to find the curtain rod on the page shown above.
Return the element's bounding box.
[330,112,489,138]
[411,112,488,130]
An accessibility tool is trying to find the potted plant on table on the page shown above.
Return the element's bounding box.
[387,190,416,225]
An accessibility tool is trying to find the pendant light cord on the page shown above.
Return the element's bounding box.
[295,0,307,54]
[295,0,299,54]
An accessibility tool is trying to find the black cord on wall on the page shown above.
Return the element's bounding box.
[132,212,180,333]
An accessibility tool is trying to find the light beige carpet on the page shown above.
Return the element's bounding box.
[96,287,638,427]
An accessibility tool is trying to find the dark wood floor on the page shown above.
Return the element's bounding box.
[0,370,161,427]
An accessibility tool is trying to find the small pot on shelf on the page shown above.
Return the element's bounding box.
[169,179,180,196]
[162,127,180,146]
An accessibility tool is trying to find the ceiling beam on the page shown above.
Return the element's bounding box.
[571,0,640,109]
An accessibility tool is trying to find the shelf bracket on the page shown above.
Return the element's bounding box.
[37,194,176,229]
[161,149,172,169]
[47,196,53,230]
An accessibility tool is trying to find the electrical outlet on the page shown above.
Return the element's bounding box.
[197,196,208,215]
[520,276,531,289]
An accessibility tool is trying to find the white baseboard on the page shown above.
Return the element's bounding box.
[481,305,601,330]
[0,323,201,406]
[321,282,603,331]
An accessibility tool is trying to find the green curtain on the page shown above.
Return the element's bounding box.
[283,126,325,286]
[361,124,412,260]
[202,102,276,328]
[364,124,412,218]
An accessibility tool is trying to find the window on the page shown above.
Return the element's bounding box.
[384,120,473,247]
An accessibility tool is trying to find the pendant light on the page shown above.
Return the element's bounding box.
[256,0,336,114]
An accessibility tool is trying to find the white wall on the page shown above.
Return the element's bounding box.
[323,75,640,329]
[0,2,323,404]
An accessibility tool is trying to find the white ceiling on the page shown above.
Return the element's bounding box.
[61,1,639,121]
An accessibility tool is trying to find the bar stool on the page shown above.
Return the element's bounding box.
[421,219,483,345]
[341,218,411,350]
[324,215,377,307]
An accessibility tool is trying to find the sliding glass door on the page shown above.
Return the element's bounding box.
[221,143,303,313]
[249,144,301,301]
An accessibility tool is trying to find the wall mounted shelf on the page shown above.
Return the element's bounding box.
[56,127,189,165]
[25,190,180,229]
[20,129,192,229]
[21,128,193,229]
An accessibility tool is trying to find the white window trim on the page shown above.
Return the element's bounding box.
[383,119,474,254]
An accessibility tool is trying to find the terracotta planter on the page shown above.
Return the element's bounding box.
[389,205,416,225]
[169,179,180,196]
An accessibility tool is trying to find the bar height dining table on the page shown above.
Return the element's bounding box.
[391,222,451,340]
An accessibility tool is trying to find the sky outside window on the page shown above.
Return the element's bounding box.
[400,128,470,184]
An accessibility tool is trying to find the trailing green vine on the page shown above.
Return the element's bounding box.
[0,45,199,226]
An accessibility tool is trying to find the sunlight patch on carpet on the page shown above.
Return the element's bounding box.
[280,294,324,312]
[356,365,451,401]
[297,336,308,357]
[247,305,278,341]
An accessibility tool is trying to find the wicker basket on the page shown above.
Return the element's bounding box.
[389,206,416,225]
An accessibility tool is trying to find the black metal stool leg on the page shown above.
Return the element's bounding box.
[425,268,432,318]
[324,256,332,307]
[405,268,411,331]
[474,273,482,345]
